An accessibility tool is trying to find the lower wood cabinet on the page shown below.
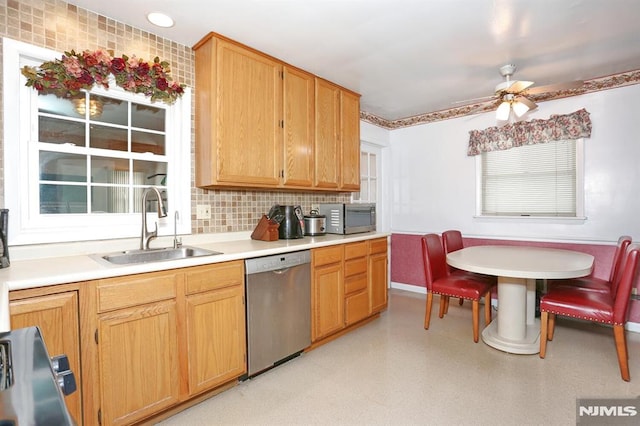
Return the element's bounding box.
[369,237,389,313]
[97,299,180,426]
[184,262,246,396]
[344,241,369,325]
[7,240,385,424]
[312,237,389,343]
[311,245,344,341]
[85,261,246,426]
[9,288,83,424]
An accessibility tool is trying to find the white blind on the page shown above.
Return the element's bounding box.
[481,139,577,217]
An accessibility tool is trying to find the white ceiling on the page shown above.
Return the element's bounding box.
[67,0,640,121]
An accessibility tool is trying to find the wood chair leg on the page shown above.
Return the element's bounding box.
[613,324,630,381]
[424,292,433,329]
[458,298,464,305]
[439,295,448,318]
[444,295,451,315]
[484,291,492,325]
[472,300,480,343]
[547,313,556,341]
[540,311,548,358]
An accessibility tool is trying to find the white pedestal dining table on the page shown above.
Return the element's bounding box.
[446,245,594,354]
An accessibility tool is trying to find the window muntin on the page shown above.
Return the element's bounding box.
[353,150,378,203]
[479,139,583,217]
[35,92,168,216]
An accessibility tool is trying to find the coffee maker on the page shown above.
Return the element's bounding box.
[0,209,9,268]
[267,205,305,239]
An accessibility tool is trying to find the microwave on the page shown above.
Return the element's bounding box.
[318,203,376,235]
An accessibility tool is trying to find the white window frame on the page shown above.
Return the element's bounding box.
[352,143,381,204]
[475,139,585,220]
[3,38,192,245]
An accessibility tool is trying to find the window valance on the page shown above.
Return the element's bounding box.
[467,108,592,156]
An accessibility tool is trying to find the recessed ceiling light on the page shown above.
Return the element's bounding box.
[147,12,174,28]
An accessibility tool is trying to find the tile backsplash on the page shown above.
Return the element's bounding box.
[0,0,349,235]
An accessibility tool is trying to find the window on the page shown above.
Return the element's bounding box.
[353,147,378,203]
[478,139,584,218]
[3,38,191,245]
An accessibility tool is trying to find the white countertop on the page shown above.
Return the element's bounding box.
[0,231,388,331]
[1,231,389,292]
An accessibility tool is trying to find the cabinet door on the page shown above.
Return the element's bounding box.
[340,90,361,191]
[283,66,314,187]
[185,285,246,395]
[10,292,82,424]
[344,278,369,325]
[314,78,341,189]
[98,301,180,426]
[312,262,344,341]
[369,251,389,314]
[216,40,283,186]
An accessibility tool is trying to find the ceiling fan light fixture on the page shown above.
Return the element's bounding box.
[496,101,511,120]
[512,100,530,117]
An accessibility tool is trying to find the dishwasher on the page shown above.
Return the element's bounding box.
[244,250,311,378]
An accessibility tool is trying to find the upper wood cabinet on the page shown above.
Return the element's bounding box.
[195,36,283,188]
[193,32,360,192]
[314,79,361,190]
[283,65,315,187]
[340,90,362,190]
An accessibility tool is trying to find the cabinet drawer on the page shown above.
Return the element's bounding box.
[313,245,343,267]
[344,273,367,295]
[344,241,367,260]
[344,257,367,278]
[368,238,387,255]
[185,261,245,295]
[345,290,369,325]
[97,271,177,313]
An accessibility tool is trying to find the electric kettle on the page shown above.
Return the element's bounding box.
[268,204,305,239]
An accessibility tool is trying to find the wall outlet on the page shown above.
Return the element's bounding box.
[196,204,211,220]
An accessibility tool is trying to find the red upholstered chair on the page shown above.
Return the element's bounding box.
[421,233,495,342]
[442,230,497,306]
[548,235,632,294]
[539,243,640,381]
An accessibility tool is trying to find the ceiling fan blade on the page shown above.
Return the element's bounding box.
[496,101,511,121]
[505,80,534,93]
[515,96,537,110]
[525,80,583,95]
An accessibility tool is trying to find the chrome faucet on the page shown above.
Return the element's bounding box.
[140,187,167,250]
[173,211,182,249]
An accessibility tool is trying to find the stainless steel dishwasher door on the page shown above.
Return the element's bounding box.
[245,250,311,377]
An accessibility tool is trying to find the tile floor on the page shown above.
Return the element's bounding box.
[158,289,640,425]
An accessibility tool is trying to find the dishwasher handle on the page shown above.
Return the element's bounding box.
[245,250,311,274]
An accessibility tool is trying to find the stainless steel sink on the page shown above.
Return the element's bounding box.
[94,246,222,265]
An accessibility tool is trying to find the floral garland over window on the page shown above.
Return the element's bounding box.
[467,108,592,156]
[20,49,186,104]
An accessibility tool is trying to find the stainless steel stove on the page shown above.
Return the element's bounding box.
[0,326,76,425]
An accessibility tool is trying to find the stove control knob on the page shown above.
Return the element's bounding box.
[51,354,77,396]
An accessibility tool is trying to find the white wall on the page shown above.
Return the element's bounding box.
[388,84,640,243]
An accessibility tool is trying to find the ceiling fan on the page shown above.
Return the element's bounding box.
[463,64,584,121]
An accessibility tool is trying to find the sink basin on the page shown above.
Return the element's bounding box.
[95,246,222,265]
